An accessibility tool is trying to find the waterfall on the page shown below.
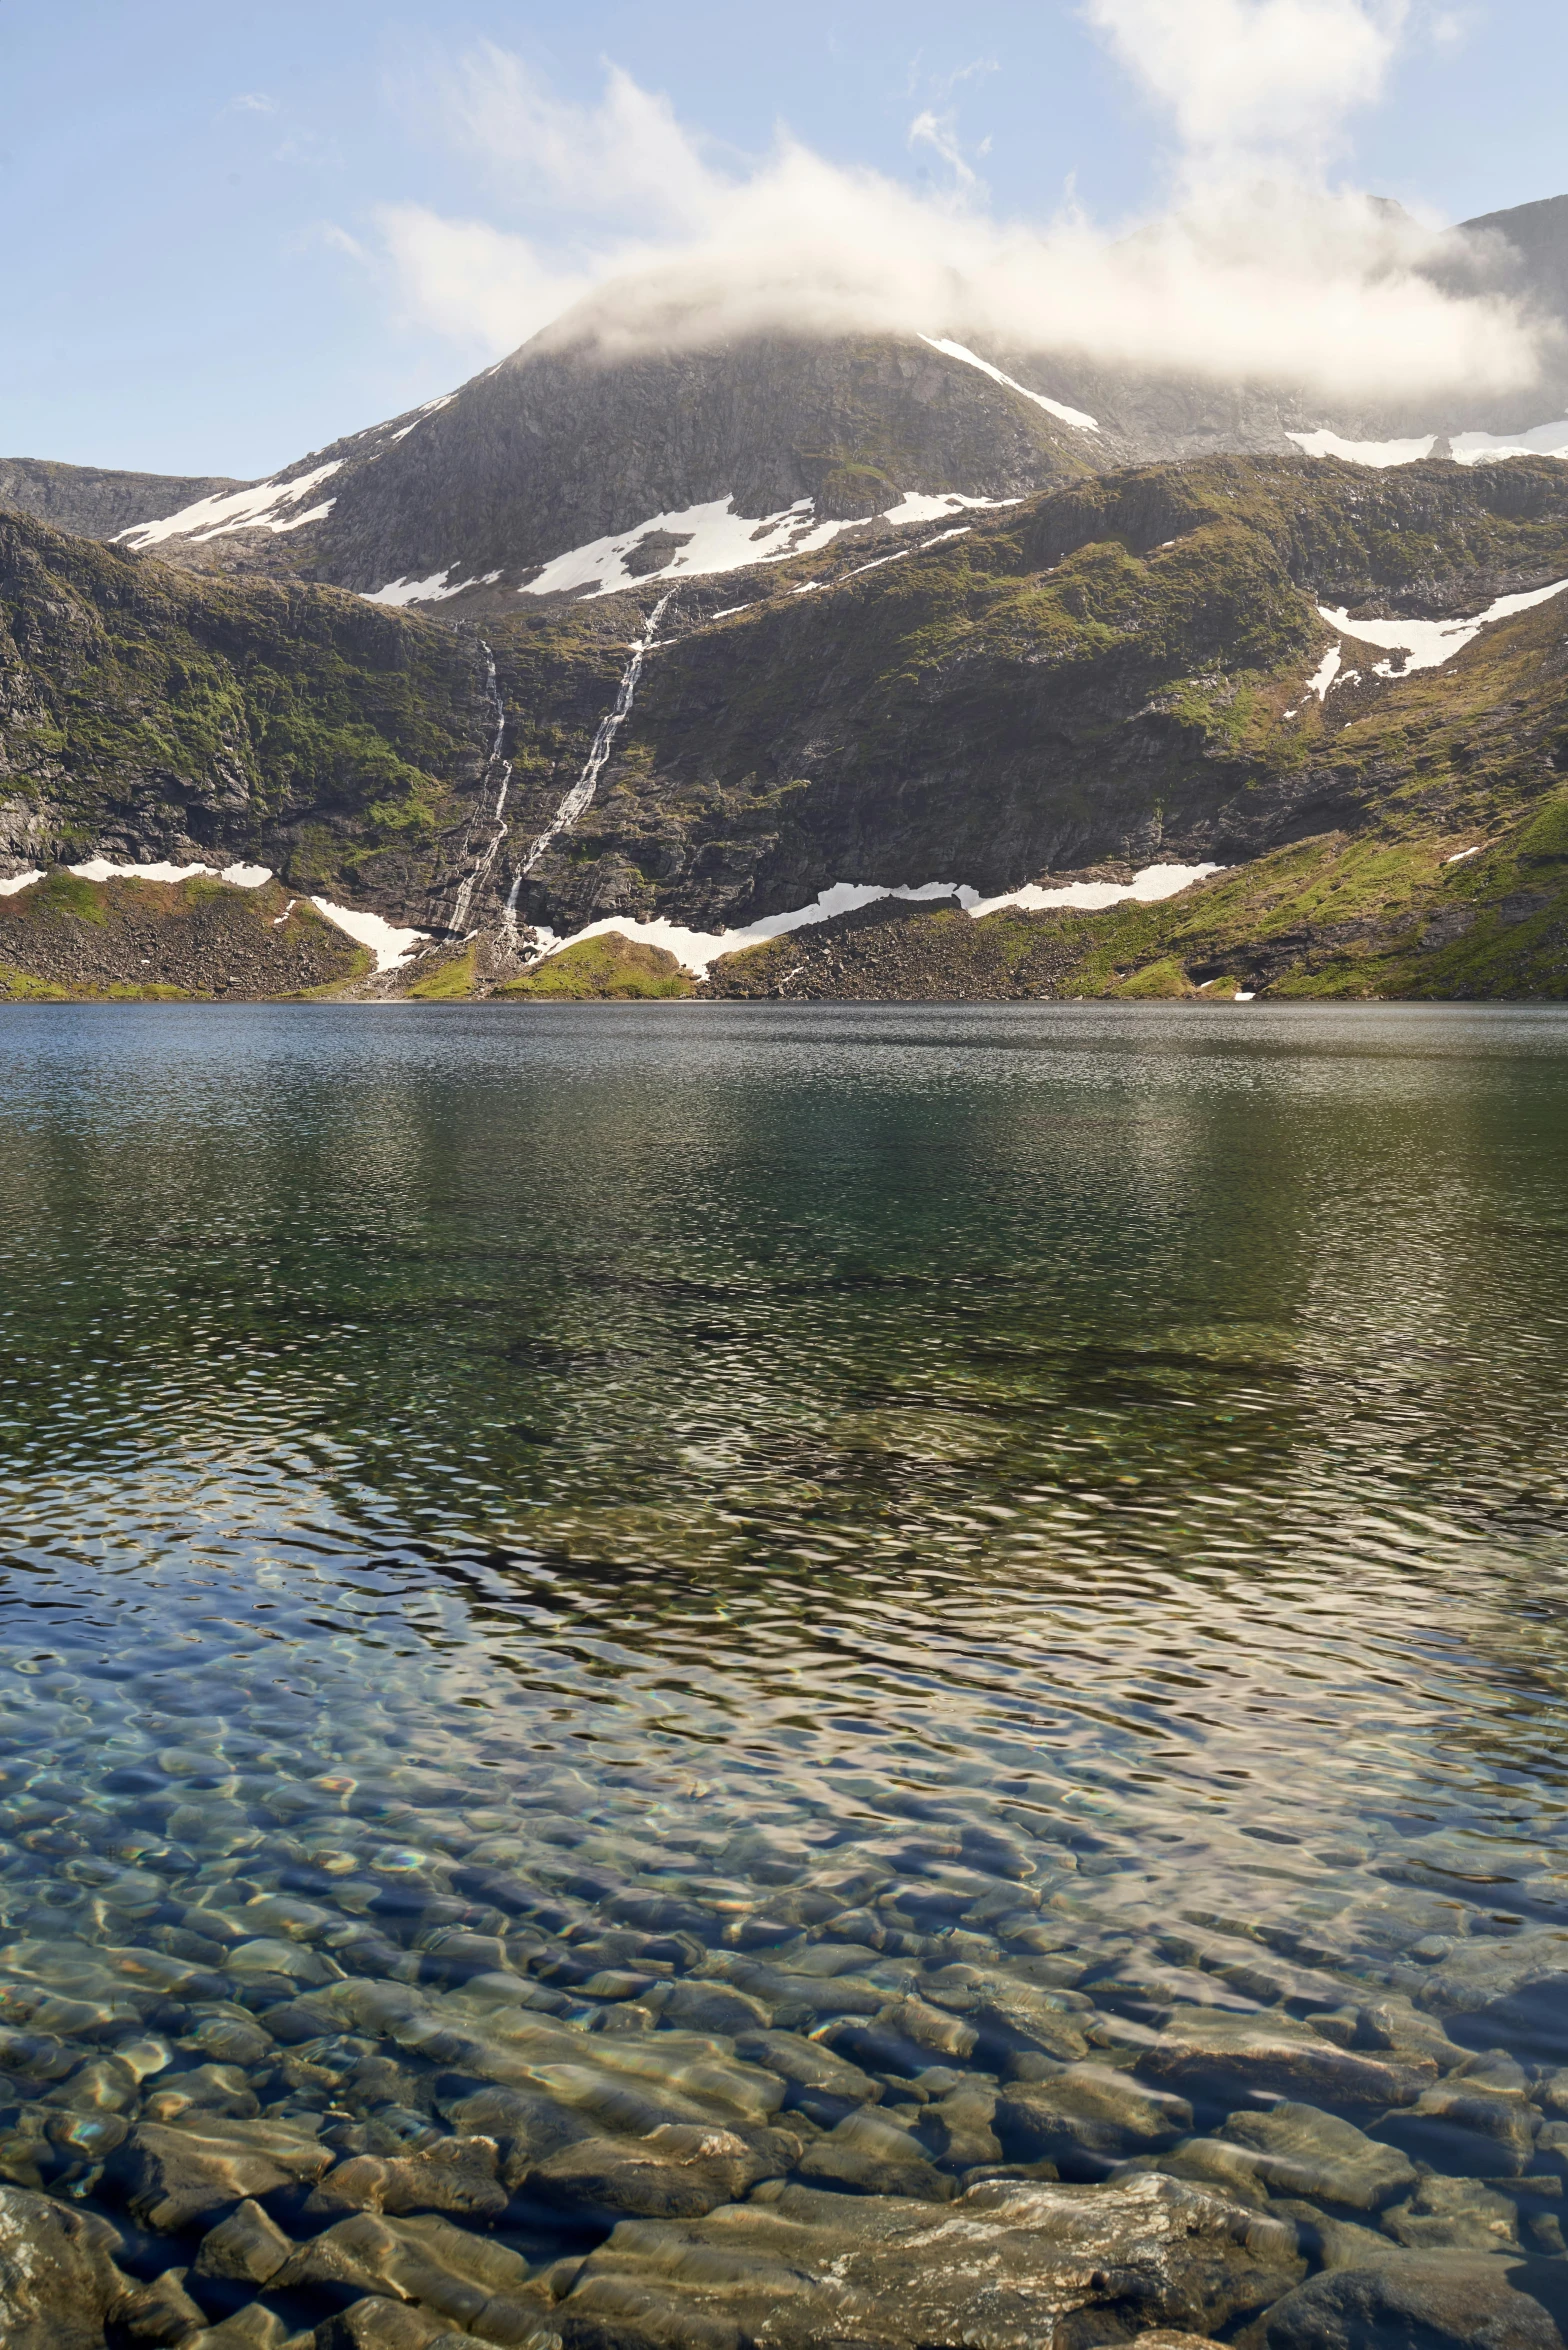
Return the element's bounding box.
[502,594,673,939]
[448,639,515,936]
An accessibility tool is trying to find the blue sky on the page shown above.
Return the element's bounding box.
[3,0,1564,479]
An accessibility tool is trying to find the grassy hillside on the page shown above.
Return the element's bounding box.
[0,871,367,1000]
[491,454,1568,951]
[4,454,1568,1001]
[0,511,497,923]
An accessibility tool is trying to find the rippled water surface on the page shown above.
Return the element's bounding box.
[3,1000,1568,2327]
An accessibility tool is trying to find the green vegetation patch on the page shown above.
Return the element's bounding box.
[498,932,694,1000]
[408,945,478,1000]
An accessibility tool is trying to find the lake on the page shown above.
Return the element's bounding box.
[2,1001,1567,2343]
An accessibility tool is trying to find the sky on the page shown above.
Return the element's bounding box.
[2,0,1565,479]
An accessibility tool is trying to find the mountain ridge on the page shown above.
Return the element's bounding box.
[1,449,1565,1001]
[3,192,1565,621]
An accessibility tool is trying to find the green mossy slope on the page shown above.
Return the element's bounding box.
[0,510,494,920]
[0,872,368,1000]
[497,933,694,1000]
[489,454,1568,949]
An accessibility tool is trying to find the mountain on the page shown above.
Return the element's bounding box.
[4,194,1564,622]
[0,457,242,542]
[102,333,1105,605]
[0,508,496,917]
[1,451,1565,1002]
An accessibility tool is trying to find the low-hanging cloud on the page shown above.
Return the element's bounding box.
[366,6,1557,409]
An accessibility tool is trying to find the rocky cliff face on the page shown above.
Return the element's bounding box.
[0,457,242,541]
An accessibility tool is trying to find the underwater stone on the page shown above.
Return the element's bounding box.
[306,2136,507,2221]
[1256,2251,1567,2350]
[273,2209,553,2341]
[555,2172,1302,2349]
[1382,2175,1524,2252]
[650,1979,771,2037]
[1217,2102,1418,2212]
[1418,1937,1568,2064]
[525,2119,779,2224]
[1138,2008,1434,2112]
[997,2064,1192,2174]
[111,2113,335,2231]
[796,2108,955,2201]
[732,2028,881,2106]
[1380,2083,1541,2179]
[110,2263,209,2346]
[313,2300,471,2350]
[0,2184,132,2350]
[192,2195,296,2286]
[918,2084,1002,2170]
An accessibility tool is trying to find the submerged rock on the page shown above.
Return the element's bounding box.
[272,2209,553,2341]
[554,2171,1303,2348]
[1138,2008,1432,2113]
[192,2195,295,2286]
[110,2264,209,2345]
[1254,2251,1568,2349]
[525,2119,779,2223]
[109,2113,334,2230]
[996,2063,1192,2174]
[1217,2101,1417,2212]
[0,2184,131,2350]
[305,2136,507,2222]
[1418,1936,1568,2061]
[1382,2175,1526,2253]
[796,2108,955,2201]
[1380,2081,1541,2179]
[314,2301,476,2350]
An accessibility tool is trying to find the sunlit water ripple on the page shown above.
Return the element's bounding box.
[1,1000,1567,2325]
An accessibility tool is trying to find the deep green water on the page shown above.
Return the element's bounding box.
[2,1001,1568,2296]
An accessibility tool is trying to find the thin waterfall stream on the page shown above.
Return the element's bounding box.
[502,592,674,939]
[447,638,514,936]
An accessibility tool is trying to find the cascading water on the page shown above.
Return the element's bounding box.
[502,593,673,940]
[447,640,514,936]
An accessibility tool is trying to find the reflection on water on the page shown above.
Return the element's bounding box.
[2,1002,1567,2336]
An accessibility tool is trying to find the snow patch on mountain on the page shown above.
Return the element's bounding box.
[1287,430,1437,467]
[67,858,273,886]
[494,490,1016,601]
[310,900,428,971]
[920,338,1101,433]
[1319,575,1568,673]
[1451,419,1568,464]
[117,463,343,548]
[366,569,502,606]
[388,393,458,445]
[528,863,1222,979]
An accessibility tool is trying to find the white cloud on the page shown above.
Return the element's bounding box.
[362,28,1557,407]
[438,44,720,233]
[908,110,980,188]
[1082,0,1407,161]
[375,204,603,348]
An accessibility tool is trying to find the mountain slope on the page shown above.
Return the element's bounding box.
[479,452,1568,941]
[11,193,1560,615]
[0,457,243,541]
[106,332,1105,605]
[0,509,502,919]
[3,453,1568,1002]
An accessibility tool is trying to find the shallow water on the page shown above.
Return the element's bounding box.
[3,1001,1568,2328]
